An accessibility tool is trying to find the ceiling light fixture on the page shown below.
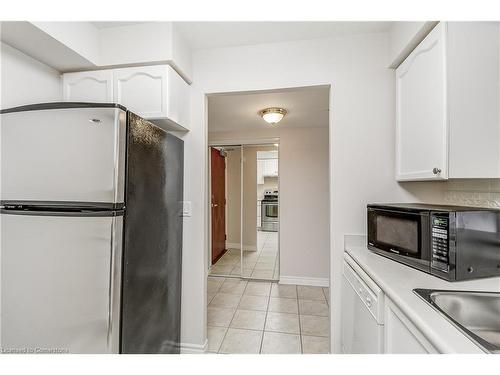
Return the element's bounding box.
[260,107,287,125]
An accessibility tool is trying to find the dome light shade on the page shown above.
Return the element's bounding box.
[260,107,287,125]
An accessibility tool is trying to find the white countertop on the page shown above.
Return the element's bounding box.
[344,235,500,354]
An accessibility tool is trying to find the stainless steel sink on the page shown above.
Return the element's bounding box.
[414,289,500,353]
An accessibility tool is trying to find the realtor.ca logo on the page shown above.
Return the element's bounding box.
[0,347,69,354]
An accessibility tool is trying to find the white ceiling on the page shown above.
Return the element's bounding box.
[91,22,145,29]
[91,21,392,50]
[175,21,392,50]
[208,85,330,133]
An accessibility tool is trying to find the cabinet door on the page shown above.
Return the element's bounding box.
[447,22,500,178]
[270,159,278,175]
[63,70,113,103]
[257,160,265,184]
[113,65,189,130]
[384,299,437,353]
[113,65,168,119]
[396,22,448,181]
[264,159,278,176]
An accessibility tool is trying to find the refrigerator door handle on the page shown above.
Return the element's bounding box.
[0,206,124,217]
[107,216,123,353]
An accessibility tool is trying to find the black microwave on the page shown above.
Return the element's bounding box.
[367,203,500,281]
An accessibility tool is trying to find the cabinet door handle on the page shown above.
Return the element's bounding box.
[432,167,442,175]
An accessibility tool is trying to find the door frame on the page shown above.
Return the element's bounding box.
[208,138,280,280]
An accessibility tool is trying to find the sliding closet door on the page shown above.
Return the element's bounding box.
[242,144,280,281]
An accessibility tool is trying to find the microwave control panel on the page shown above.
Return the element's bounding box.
[431,214,449,272]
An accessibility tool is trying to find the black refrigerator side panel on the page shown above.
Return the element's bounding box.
[121,112,184,353]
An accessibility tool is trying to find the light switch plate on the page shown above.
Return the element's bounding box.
[181,201,192,217]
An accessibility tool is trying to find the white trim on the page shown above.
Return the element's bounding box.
[209,138,280,146]
[180,339,208,354]
[279,276,330,287]
[240,146,244,276]
[208,148,212,271]
[224,155,228,250]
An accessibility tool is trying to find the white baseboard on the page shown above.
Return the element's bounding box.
[279,276,330,287]
[180,339,208,354]
[226,243,257,252]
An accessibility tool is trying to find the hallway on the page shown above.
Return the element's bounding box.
[210,231,279,279]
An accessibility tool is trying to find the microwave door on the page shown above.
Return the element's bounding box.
[367,208,431,272]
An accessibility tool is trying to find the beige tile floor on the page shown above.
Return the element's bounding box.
[210,231,279,281]
[207,277,330,354]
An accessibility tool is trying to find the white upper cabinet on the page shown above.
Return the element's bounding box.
[113,65,189,130]
[113,66,166,119]
[396,22,500,180]
[447,22,500,178]
[62,65,190,131]
[263,159,279,177]
[257,160,265,184]
[63,70,113,103]
[396,22,447,181]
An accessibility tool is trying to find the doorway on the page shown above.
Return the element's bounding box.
[209,143,280,282]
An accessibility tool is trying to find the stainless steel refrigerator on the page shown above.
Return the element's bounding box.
[0,103,183,354]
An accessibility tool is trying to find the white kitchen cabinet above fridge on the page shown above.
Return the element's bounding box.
[396,22,500,181]
[63,70,114,103]
[63,65,190,131]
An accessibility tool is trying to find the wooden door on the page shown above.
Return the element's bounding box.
[211,147,226,264]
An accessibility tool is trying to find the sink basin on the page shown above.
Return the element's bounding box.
[414,289,500,353]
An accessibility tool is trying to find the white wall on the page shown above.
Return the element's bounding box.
[0,41,63,347]
[209,127,330,283]
[1,42,62,108]
[32,22,101,64]
[180,33,446,352]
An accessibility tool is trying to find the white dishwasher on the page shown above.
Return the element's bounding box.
[341,253,385,353]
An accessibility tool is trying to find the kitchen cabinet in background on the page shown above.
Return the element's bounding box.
[257,160,265,184]
[263,159,278,177]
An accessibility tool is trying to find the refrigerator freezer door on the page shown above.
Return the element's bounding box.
[0,106,126,205]
[0,211,123,354]
[121,113,183,353]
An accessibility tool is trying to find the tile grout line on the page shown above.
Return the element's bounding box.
[258,283,272,354]
[207,276,224,306]
[215,280,246,354]
[297,285,304,354]
[322,286,329,307]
